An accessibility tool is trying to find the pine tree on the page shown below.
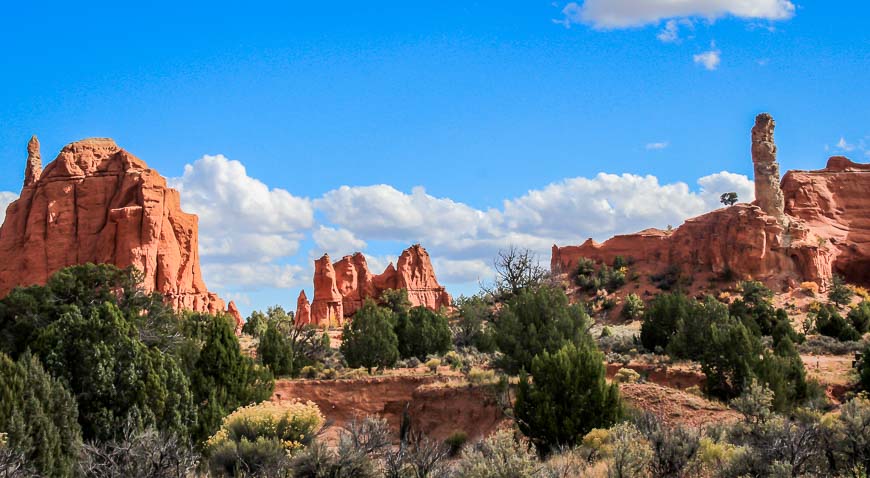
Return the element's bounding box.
[493,286,589,374]
[395,306,452,360]
[259,321,294,376]
[191,315,274,441]
[0,351,82,477]
[340,300,399,373]
[514,342,622,452]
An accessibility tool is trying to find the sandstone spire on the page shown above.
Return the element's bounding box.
[296,290,312,326]
[23,135,42,187]
[751,113,786,224]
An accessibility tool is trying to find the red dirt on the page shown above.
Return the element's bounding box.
[271,374,506,444]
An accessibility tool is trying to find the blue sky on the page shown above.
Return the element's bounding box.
[1,1,867,315]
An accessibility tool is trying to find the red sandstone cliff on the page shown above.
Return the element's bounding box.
[551,115,870,291]
[299,244,451,327]
[0,137,240,329]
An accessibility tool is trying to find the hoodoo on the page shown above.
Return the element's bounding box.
[551,114,870,290]
[0,137,239,327]
[299,244,451,326]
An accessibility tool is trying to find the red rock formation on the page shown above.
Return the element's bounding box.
[306,244,451,326]
[0,137,238,324]
[227,301,244,335]
[551,115,870,291]
[296,290,312,326]
[310,254,344,327]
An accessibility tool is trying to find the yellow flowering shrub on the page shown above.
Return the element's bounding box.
[801,281,820,296]
[207,400,324,452]
[852,286,870,301]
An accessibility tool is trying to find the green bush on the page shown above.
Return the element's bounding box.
[340,300,399,373]
[453,295,496,353]
[829,275,854,308]
[848,301,870,334]
[445,431,469,457]
[454,428,540,478]
[639,292,691,353]
[258,322,294,376]
[395,306,452,360]
[493,286,590,374]
[515,341,622,451]
[815,304,861,341]
[0,351,81,477]
[621,293,645,321]
[575,259,627,294]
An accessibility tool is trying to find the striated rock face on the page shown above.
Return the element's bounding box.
[781,157,870,286]
[300,244,451,327]
[0,137,237,324]
[552,115,870,291]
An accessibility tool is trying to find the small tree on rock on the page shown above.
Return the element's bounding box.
[720,192,739,207]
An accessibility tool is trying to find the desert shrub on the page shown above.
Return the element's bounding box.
[815,304,861,341]
[426,358,441,373]
[621,294,645,321]
[633,412,700,478]
[826,396,870,475]
[242,310,269,337]
[849,301,870,334]
[395,306,452,360]
[206,401,324,477]
[493,286,590,374]
[614,368,640,384]
[445,431,469,457]
[454,295,497,352]
[639,293,691,353]
[78,426,200,478]
[292,439,379,478]
[515,342,622,452]
[801,281,820,297]
[607,423,652,478]
[575,259,627,294]
[466,367,498,386]
[341,368,370,380]
[340,299,399,373]
[730,379,775,424]
[407,356,421,368]
[859,343,870,393]
[0,351,81,477]
[798,335,863,355]
[830,275,854,308]
[650,265,684,291]
[258,321,294,376]
[454,428,541,478]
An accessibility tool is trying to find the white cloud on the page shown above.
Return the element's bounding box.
[836,137,856,152]
[694,43,721,70]
[432,258,493,284]
[646,141,670,150]
[201,262,307,291]
[656,19,694,42]
[170,154,314,263]
[314,170,754,270]
[312,226,367,258]
[0,191,18,227]
[560,0,795,29]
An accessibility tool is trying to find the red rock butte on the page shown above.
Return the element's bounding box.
[551,114,870,290]
[298,245,452,327]
[0,136,243,331]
